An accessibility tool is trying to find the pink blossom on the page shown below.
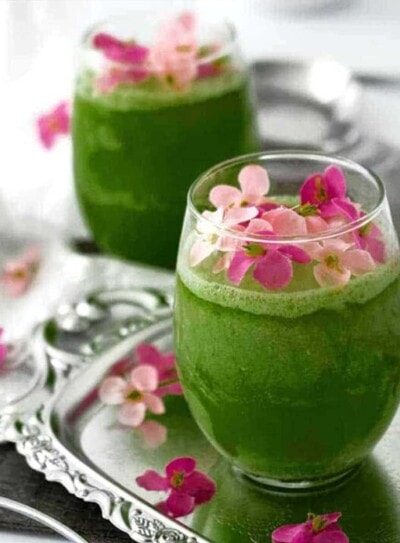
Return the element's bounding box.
[272,512,349,543]
[137,420,167,449]
[300,166,358,221]
[96,66,149,94]
[0,328,8,369]
[1,246,41,297]
[227,219,311,290]
[37,102,70,149]
[210,164,270,209]
[150,12,198,89]
[136,456,216,518]
[309,239,376,288]
[353,213,386,263]
[93,32,150,65]
[99,365,165,428]
[189,206,258,267]
[135,343,183,397]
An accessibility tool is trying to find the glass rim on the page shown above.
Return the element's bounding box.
[187,150,387,245]
[82,12,237,69]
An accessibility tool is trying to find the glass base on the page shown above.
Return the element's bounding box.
[233,463,362,495]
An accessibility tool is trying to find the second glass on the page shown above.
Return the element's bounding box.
[73,11,259,268]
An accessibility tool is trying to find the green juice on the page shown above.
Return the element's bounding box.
[175,257,400,481]
[73,73,259,268]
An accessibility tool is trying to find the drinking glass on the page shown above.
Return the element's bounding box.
[175,151,400,490]
[73,11,259,269]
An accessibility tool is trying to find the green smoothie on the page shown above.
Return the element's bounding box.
[73,72,259,268]
[175,255,400,482]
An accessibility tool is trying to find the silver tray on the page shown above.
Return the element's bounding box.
[2,286,400,543]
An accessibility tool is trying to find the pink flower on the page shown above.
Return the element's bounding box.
[135,343,183,397]
[137,420,167,449]
[353,213,386,263]
[37,102,70,149]
[136,456,216,518]
[96,66,149,94]
[227,219,311,290]
[0,328,8,369]
[99,365,165,427]
[210,164,270,209]
[300,166,358,221]
[1,246,41,297]
[150,12,198,89]
[272,512,349,543]
[309,239,376,288]
[189,206,258,267]
[93,32,150,66]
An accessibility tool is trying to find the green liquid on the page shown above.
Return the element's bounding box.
[73,73,259,268]
[175,259,400,481]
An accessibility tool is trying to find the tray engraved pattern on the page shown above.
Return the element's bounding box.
[2,288,202,543]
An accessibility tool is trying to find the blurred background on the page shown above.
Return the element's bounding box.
[1,0,400,238]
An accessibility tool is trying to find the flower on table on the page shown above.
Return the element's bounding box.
[0,328,8,369]
[99,365,165,427]
[271,512,349,543]
[309,239,376,288]
[37,102,70,149]
[136,456,216,518]
[1,246,41,297]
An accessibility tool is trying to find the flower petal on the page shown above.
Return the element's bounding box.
[183,471,216,504]
[253,251,293,290]
[166,457,196,477]
[324,165,347,199]
[130,365,159,392]
[209,185,242,209]
[136,469,169,491]
[142,392,165,415]
[263,208,307,236]
[118,401,146,427]
[157,382,184,397]
[341,249,376,276]
[367,237,386,263]
[306,215,329,234]
[189,239,215,267]
[238,165,270,202]
[279,245,311,264]
[271,524,309,543]
[313,529,349,543]
[98,376,127,405]
[223,206,258,227]
[135,343,162,367]
[300,174,325,206]
[165,491,196,518]
[138,421,168,449]
[227,252,255,285]
[314,263,351,288]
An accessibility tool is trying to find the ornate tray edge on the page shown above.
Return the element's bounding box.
[5,287,208,543]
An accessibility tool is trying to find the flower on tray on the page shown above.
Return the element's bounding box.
[271,512,349,543]
[189,163,386,291]
[99,343,183,435]
[99,365,165,427]
[37,101,70,149]
[1,246,41,297]
[136,456,216,518]
[135,343,183,397]
[0,328,8,368]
